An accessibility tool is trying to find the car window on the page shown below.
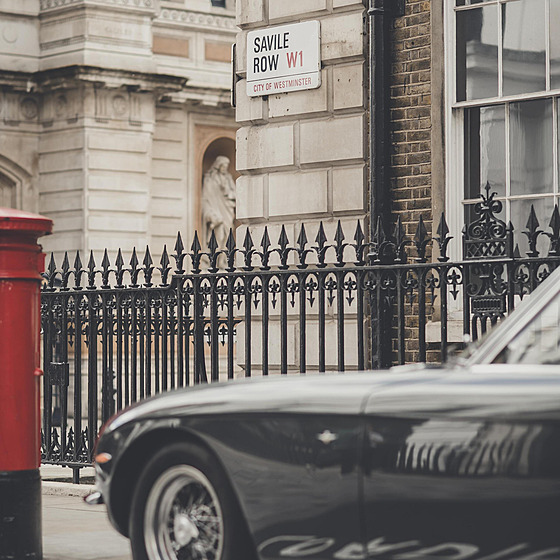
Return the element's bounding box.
[494,291,560,364]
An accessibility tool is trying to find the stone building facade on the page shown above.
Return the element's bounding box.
[235,0,368,251]
[0,0,237,260]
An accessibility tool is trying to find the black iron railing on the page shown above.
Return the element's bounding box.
[40,184,560,478]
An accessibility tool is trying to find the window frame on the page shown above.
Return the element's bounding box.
[445,0,560,259]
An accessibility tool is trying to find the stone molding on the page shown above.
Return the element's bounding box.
[93,87,144,124]
[40,0,155,12]
[32,65,186,93]
[0,66,186,126]
[0,88,116,127]
[157,8,236,32]
[0,91,40,125]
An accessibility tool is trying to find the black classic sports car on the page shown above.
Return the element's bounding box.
[91,268,560,560]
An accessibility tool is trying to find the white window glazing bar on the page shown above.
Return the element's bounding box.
[505,101,511,223]
[546,0,551,92]
[554,99,559,201]
[454,89,560,109]
[498,0,503,98]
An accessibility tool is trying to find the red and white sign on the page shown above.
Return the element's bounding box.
[247,21,321,97]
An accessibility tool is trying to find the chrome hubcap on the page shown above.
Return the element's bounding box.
[173,512,199,548]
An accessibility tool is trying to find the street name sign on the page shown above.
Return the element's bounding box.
[246,21,321,97]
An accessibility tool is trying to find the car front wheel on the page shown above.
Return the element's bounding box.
[129,442,252,560]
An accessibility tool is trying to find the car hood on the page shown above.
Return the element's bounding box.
[106,367,442,432]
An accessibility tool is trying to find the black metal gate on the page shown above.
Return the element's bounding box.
[41,185,560,477]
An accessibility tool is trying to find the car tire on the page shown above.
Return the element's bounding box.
[129,441,254,560]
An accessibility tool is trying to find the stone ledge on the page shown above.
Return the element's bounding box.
[40,0,156,14]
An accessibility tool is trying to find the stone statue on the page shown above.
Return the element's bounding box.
[201,155,236,250]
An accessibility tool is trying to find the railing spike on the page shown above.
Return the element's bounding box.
[102,249,110,270]
[46,253,57,289]
[207,231,219,273]
[143,246,153,268]
[313,222,328,268]
[261,226,271,252]
[258,226,271,269]
[243,228,255,270]
[208,230,218,254]
[87,250,96,288]
[334,221,346,265]
[414,215,429,263]
[115,249,124,271]
[276,225,292,269]
[175,232,184,255]
[62,252,70,273]
[437,211,449,239]
[278,225,289,250]
[354,220,364,246]
[143,246,154,287]
[101,249,111,288]
[130,248,140,287]
[47,253,57,277]
[435,212,452,262]
[130,248,139,270]
[296,224,310,268]
[159,245,171,285]
[352,221,366,265]
[547,204,560,256]
[226,228,236,253]
[393,217,407,263]
[226,228,237,272]
[115,249,125,288]
[523,204,542,257]
[73,251,83,289]
[190,232,202,273]
[315,221,327,248]
[191,232,201,255]
[297,224,308,249]
[173,232,186,274]
[61,252,71,288]
[243,228,254,251]
[334,220,345,245]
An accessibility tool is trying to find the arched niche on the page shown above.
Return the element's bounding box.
[202,137,237,179]
[193,127,237,234]
[0,156,32,211]
[0,173,17,208]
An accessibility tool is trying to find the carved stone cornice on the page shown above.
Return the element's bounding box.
[0,67,186,91]
[34,66,186,93]
[40,0,155,13]
[156,8,236,32]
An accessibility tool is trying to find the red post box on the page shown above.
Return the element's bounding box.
[0,208,52,560]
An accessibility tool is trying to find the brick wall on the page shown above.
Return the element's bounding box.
[390,0,437,363]
[391,0,432,237]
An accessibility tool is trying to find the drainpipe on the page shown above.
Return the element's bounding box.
[367,0,404,368]
[367,0,404,252]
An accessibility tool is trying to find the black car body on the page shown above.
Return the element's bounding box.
[93,269,560,560]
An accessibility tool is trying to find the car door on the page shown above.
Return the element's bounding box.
[362,392,560,559]
[244,413,366,560]
[194,411,366,560]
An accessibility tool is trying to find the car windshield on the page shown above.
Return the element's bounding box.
[489,288,560,365]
